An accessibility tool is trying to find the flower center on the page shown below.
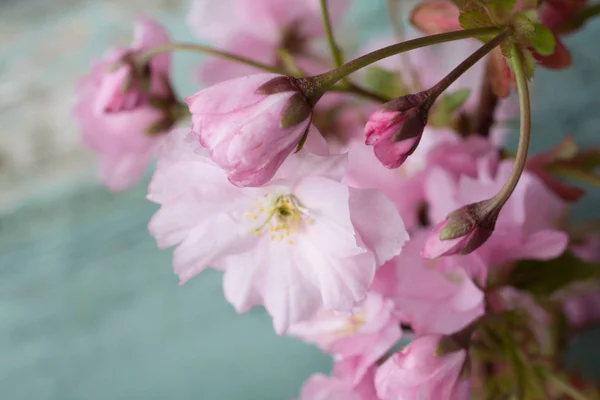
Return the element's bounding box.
[333,312,368,337]
[244,194,313,244]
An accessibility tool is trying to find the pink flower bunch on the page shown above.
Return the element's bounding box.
[73,1,600,398]
[75,17,179,191]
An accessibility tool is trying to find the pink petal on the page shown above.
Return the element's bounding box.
[349,188,409,265]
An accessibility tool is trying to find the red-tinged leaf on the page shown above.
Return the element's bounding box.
[541,0,588,31]
[526,136,586,202]
[549,165,600,188]
[410,1,462,34]
[529,166,586,202]
[534,37,572,69]
[528,136,578,166]
[488,47,512,97]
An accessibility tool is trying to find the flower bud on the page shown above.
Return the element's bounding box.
[364,94,430,169]
[375,335,470,400]
[94,18,172,116]
[185,74,314,187]
[422,200,500,258]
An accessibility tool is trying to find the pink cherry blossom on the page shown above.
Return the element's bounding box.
[346,128,497,230]
[74,16,173,191]
[289,293,401,384]
[188,0,349,83]
[391,231,485,335]
[185,74,314,187]
[425,161,569,271]
[375,335,471,400]
[299,364,380,400]
[147,128,408,334]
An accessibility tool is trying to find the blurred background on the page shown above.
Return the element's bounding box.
[1,0,599,399]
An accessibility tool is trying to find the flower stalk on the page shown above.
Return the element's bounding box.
[488,44,531,210]
[137,42,288,75]
[302,27,502,99]
[319,0,344,68]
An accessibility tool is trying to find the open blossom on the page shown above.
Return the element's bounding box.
[346,128,497,230]
[188,0,349,83]
[186,74,314,187]
[425,161,569,271]
[148,128,408,334]
[375,335,470,400]
[289,293,401,385]
[391,232,485,334]
[74,17,173,191]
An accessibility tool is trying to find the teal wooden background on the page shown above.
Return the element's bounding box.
[0,1,599,399]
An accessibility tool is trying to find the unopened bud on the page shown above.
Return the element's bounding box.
[364,93,431,169]
[422,200,500,258]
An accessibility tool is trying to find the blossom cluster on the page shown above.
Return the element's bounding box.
[74,0,600,399]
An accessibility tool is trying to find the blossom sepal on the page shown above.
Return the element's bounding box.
[423,200,501,258]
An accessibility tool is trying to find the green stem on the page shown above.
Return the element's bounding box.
[319,0,344,68]
[489,44,531,209]
[305,27,501,98]
[547,374,590,400]
[138,43,287,75]
[427,29,510,102]
[331,83,390,103]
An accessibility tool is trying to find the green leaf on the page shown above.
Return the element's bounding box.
[512,12,536,39]
[488,0,516,24]
[451,0,486,12]
[458,9,495,30]
[507,252,600,296]
[529,24,556,56]
[429,89,471,127]
[363,67,407,99]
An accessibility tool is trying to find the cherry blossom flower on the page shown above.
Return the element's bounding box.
[289,293,401,384]
[185,74,315,187]
[147,128,408,334]
[346,129,497,230]
[390,231,485,335]
[425,161,569,273]
[74,17,174,191]
[375,335,470,400]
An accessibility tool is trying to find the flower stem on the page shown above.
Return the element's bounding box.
[489,44,531,209]
[138,43,287,75]
[304,27,501,97]
[426,29,510,101]
[331,83,390,103]
[319,0,344,68]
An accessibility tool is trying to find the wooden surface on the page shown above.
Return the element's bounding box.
[1,1,599,399]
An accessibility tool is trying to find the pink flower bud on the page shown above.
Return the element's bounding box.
[94,18,172,115]
[74,16,175,191]
[364,94,429,169]
[375,335,470,400]
[422,201,499,259]
[185,74,314,187]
